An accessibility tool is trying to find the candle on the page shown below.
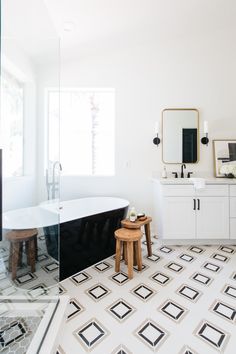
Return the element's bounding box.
[204,121,208,134]
[155,121,159,134]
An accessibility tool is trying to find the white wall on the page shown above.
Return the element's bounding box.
[37,26,236,220]
[1,39,37,211]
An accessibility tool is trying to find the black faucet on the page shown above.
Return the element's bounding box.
[180,163,186,178]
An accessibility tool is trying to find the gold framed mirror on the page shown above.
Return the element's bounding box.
[162,108,199,164]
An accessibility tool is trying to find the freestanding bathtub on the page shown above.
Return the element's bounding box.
[59,197,129,280]
[3,197,129,280]
[42,197,129,280]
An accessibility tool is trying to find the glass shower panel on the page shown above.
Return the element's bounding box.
[0,35,61,354]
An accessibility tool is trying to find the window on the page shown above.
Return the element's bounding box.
[47,89,115,176]
[0,70,24,177]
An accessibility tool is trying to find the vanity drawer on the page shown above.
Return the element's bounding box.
[230,197,236,217]
[230,185,236,197]
[195,185,229,197]
[230,218,236,239]
[162,185,194,196]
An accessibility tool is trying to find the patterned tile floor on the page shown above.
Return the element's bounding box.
[0,235,59,353]
[0,234,59,296]
[58,236,236,354]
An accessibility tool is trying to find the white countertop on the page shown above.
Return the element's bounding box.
[152,177,236,185]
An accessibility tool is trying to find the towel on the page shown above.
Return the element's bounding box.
[190,177,206,190]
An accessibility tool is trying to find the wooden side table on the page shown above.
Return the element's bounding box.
[6,229,38,280]
[121,216,152,257]
[114,228,142,279]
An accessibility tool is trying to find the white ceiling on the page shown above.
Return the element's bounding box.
[44,0,236,41]
[2,0,236,64]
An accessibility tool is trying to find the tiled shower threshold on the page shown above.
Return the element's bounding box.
[0,296,68,354]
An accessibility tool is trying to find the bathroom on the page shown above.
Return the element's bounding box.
[0,0,236,353]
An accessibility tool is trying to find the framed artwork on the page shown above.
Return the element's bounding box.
[213,139,236,177]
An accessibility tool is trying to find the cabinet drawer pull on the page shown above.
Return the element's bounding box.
[197,199,200,210]
[193,199,196,210]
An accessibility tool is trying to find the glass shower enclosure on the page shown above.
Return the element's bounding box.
[0,31,64,354]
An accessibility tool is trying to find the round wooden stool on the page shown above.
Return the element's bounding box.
[6,229,38,280]
[121,216,153,257]
[114,228,142,279]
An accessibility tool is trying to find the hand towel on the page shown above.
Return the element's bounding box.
[190,177,206,190]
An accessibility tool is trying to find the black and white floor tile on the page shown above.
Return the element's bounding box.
[0,233,59,294]
[107,299,136,322]
[176,284,202,303]
[0,315,43,354]
[58,238,236,354]
[0,233,59,353]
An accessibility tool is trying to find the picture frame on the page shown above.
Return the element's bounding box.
[213,139,236,177]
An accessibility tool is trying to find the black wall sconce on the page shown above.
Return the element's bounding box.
[153,135,161,146]
[201,121,209,146]
[153,121,161,146]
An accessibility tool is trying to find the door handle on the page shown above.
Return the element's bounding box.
[197,199,200,210]
[193,199,196,210]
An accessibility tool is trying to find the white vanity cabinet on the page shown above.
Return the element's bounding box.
[230,185,236,239]
[163,197,196,239]
[196,196,229,239]
[154,180,232,243]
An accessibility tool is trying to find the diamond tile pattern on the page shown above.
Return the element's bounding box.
[211,253,229,262]
[159,300,187,322]
[179,254,194,262]
[74,319,109,350]
[70,271,91,285]
[131,284,156,301]
[177,284,202,302]
[107,299,135,322]
[196,321,229,350]
[222,284,236,299]
[94,261,112,272]
[189,246,204,254]
[202,262,221,273]
[146,253,161,262]
[151,272,172,286]
[67,299,84,321]
[191,272,212,285]
[166,262,184,272]
[58,240,236,354]
[87,283,111,301]
[136,320,168,349]
[110,272,129,285]
[211,301,236,322]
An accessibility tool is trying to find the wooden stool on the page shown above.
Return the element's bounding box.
[114,228,142,279]
[6,229,38,280]
[121,216,153,257]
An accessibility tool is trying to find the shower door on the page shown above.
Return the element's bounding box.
[0,30,62,354]
[0,149,2,241]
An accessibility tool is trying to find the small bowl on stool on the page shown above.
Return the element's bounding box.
[137,213,147,221]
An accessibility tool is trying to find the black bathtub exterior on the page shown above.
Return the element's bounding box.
[59,206,128,281]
